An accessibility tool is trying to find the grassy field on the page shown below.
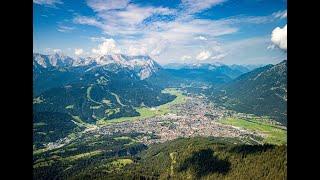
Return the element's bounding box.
[114,136,137,146]
[97,88,187,125]
[34,122,47,127]
[219,117,287,145]
[62,150,103,162]
[114,136,136,141]
[71,115,86,124]
[65,104,74,109]
[102,158,134,173]
[34,150,103,167]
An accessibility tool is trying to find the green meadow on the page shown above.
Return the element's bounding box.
[219,117,287,145]
[97,88,187,125]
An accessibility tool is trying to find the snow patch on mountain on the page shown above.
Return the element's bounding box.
[33,53,161,80]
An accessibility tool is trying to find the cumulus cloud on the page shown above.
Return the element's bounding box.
[118,38,168,58]
[196,51,211,61]
[71,1,286,63]
[92,39,121,55]
[74,48,84,56]
[271,24,287,51]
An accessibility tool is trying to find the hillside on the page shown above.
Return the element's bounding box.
[33,137,286,179]
[209,60,287,125]
[130,137,287,179]
[33,53,175,147]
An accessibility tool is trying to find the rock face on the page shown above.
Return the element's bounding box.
[33,53,161,79]
[93,54,161,80]
[33,53,76,68]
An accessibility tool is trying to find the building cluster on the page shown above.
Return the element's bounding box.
[94,96,260,145]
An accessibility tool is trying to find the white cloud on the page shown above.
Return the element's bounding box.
[220,37,286,64]
[76,0,176,35]
[271,24,287,51]
[53,49,62,53]
[71,1,286,64]
[43,48,63,55]
[181,0,226,14]
[211,45,223,53]
[87,0,129,12]
[211,53,227,60]
[73,16,103,27]
[181,55,192,60]
[33,0,62,6]
[150,39,169,56]
[267,44,276,50]
[127,46,148,56]
[90,36,108,42]
[115,5,175,25]
[137,17,238,54]
[44,48,51,53]
[273,10,287,19]
[57,25,75,33]
[92,39,121,55]
[196,51,211,61]
[74,48,84,56]
[195,36,207,40]
[117,38,169,59]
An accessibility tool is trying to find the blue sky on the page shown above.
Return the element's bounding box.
[33,0,287,65]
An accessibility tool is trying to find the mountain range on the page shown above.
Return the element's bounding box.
[33,53,287,179]
[148,62,261,88]
[33,53,174,147]
[34,53,161,79]
[208,60,287,125]
[163,62,263,71]
[33,52,287,148]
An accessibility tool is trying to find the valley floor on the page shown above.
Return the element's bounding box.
[34,88,286,156]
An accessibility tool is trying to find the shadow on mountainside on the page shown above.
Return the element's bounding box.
[178,149,230,178]
[229,144,275,155]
